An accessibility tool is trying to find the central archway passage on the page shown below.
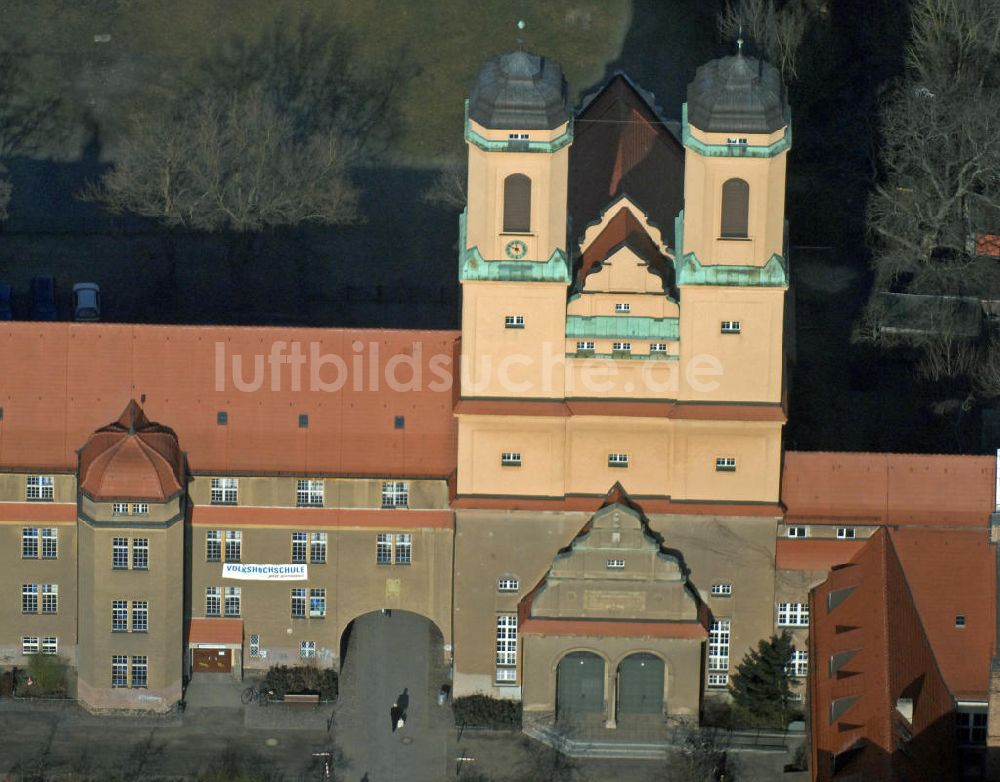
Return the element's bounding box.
[616,653,664,715]
[556,652,605,719]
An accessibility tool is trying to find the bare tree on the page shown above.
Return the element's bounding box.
[85,87,361,235]
[717,0,812,80]
[0,36,66,158]
[422,159,468,211]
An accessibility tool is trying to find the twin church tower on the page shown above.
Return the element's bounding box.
[455,49,791,508]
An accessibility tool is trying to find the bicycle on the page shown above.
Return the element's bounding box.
[241,684,275,705]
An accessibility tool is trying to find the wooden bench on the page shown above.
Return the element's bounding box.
[283,693,320,706]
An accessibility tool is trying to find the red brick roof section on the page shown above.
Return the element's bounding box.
[0,323,459,478]
[188,618,243,645]
[809,529,958,781]
[774,539,865,572]
[570,75,684,249]
[782,451,994,527]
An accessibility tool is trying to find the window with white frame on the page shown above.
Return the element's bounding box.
[576,340,595,353]
[249,634,261,659]
[112,600,128,631]
[22,636,39,655]
[22,528,38,558]
[726,137,749,145]
[113,537,129,569]
[711,583,733,597]
[612,341,632,353]
[131,656,148,688]
[26,475,54,501]
[498,578,519,593]
[291,532,308,563]
[376,533,393,564]
[41,637,57,655]
[111,656,128,688]
[956,710,988,746]
[22,584,38,613]
[607,559,626,569]
[496,615,518,680]
[708,618,731,681]
[650,343,668,354]
[608,453,629,468]
[132,601,148,632]
[224,586,241,616]
[297,479,324,507]
[210,477,238,505]
[41,584,57,614]
[206,530,221,562]
[504,315,525,329]
[132,538,148,570]
[206,587,221,616]
[395,533,412,564]
[300,640,317,658]
[310,532,327,564]
[837,527,856,540]
[508,133,529,141]
[381,481,409,509]
[41,528,57,559]
[225,530,241,562]
[777,602,810,626]
[291,588,306,618]
[715,457,737,472]
[720,321,741,334]
[309,588,326,618]
[786,527,808,538]
[131,503,149,516]
[615,303,631,313]
[786,650,808,678]
[113,502,129,516]
[500,452,521,466]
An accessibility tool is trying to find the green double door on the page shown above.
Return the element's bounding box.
[616,653,664,715]
[556,652,605,718]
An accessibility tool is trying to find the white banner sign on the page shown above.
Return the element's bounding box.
[222,563,308,581]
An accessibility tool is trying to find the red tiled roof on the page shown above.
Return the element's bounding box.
[455,398,786,422]
[809,529,958,781]
[0,503,77,523]
[570,75,684,248]
[0,324,459,478]
[576,206,675,289]
[188,618,243,645]
[782,451,993,527]
[775,539,865,571]
[190,505,452,530]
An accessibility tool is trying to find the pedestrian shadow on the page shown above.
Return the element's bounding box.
[390,687,409,732]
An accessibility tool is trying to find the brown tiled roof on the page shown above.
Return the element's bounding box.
[575,205,675,291]
[570,75,684,249]
[782,451,993,527]
[775,539,865,571]
[78,400,185,501]
[809,529,958,781]
[0,324,459,478]
[0,503,77,523]
[190,505,453,530]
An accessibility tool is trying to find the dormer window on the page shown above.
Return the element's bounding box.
[615,303,631,313]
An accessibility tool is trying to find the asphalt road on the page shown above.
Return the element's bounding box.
[334,610,453,782]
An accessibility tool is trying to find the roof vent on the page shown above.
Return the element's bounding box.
[217,411,228,426]
[299,414,309,429]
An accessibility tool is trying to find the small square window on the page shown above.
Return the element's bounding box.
[615,303,631,313]
[508,133,529,141]
[715,457,737,472]
[711,583,733,596]
[606,559,625,569]
[394,415,405,430]
[956,615,966,628]
[501,452,521,467]
[576,341,595,354]
[726,137,749,145]
[787,527,808,538]
[608,453,629,468]
[298,414,309,428]
[504,315,525,329]
[217,411,228,425]
[300,640,317,658]
[837,527,856,540]
[612,342,631,353]
[721,321,742,334]
[650,343,668,354]
[498,578,519,593]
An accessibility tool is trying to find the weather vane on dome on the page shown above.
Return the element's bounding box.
[517,19,526,50]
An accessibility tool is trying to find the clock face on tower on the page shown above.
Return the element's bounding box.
[504,239,528,259]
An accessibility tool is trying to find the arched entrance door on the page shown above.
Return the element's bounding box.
[556,652,605,720]
[616,653,664,716]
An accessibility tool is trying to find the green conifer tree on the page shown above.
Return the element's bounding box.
[729,631,796,729]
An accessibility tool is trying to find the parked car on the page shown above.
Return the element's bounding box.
[72,283,101,322]
[30,276,57,320]
[0,283,11,320]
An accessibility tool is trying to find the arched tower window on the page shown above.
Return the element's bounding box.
[720,178,749,238]
[503,174,531,233]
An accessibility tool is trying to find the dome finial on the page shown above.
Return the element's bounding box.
[737,23,744,56]
[516,19,526,50]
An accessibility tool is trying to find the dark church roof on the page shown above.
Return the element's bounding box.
[686,54,787,134]
[468,51,568,130]
[570,74,685,251]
